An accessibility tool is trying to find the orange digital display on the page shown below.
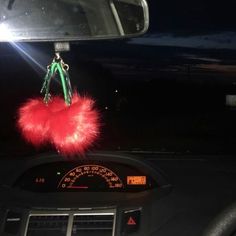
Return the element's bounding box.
[127,176,147,185]
[35,177,45,184]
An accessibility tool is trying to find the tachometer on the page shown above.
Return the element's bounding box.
[58,165,124,191]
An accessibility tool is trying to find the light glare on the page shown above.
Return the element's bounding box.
[0,23,13,41]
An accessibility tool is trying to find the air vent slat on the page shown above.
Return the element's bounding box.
[26,215,68,236]
[72,214,114,236]
[75,227,112,230]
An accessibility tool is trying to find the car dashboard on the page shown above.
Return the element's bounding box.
[0,152,170,236]
[1,152,236,236]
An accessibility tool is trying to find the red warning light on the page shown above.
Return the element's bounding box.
[127,217,136,225]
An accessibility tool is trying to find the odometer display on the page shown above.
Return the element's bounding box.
[58,165,124,191]
[127,176,147,185]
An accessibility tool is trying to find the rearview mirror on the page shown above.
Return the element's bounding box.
[0,0,149,42]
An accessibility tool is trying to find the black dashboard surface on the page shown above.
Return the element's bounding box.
[0,152,236,236]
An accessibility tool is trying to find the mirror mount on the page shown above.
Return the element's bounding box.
[54,42,71,53]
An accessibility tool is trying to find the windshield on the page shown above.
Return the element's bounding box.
[1,0,236,156]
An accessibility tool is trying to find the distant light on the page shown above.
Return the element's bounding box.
[105,106,108,110]
[57,172,61,175]
[115,89,118,93]
[226,95,236,107]
[0,23,13,41]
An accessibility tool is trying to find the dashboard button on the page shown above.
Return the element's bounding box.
[4,211,22,234]
[122,209,141,234]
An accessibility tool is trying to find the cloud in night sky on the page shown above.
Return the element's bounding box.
[129,32,236,50]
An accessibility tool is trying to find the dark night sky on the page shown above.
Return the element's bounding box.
[131,0,236,49]
[148,0,236,34]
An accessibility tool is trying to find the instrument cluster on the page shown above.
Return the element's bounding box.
[14,160,158,192]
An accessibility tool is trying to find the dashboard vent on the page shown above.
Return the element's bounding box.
[26,215,68,236]
[72,214,114,236]
[25,210,116,236]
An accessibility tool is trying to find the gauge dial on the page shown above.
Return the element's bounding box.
[58,165,124,191]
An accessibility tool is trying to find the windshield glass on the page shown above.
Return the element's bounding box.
[1,0,236,156]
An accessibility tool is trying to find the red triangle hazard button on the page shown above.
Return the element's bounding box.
[127,216,136,225]
[123,210,140,233]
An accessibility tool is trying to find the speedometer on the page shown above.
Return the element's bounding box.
[58,165,124,191]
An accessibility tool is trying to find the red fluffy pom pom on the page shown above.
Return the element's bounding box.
[17,93,100,156]
[49,94,100,156]
[17,98,51,146]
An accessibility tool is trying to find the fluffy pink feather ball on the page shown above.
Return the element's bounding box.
[17,93,100,156]
[49,94,100,156]
[17,98,51,146]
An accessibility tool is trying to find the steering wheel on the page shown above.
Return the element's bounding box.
[202,201,236,236]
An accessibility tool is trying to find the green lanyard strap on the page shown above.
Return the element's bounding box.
[41,53,72,106]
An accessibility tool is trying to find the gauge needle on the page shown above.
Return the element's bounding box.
[67,186,88,189]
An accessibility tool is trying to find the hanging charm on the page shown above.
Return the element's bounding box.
[17,53,100,156]
[41,52,72,105]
